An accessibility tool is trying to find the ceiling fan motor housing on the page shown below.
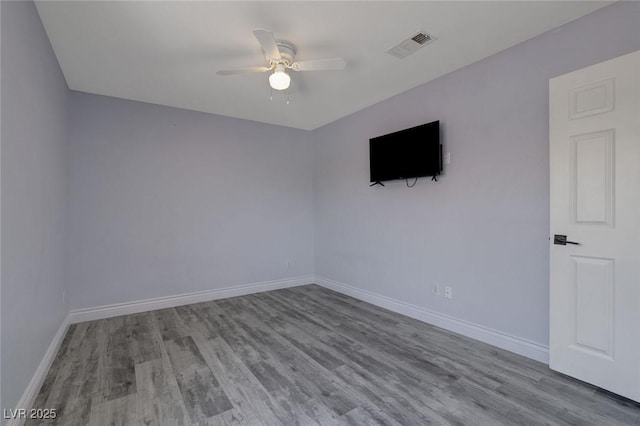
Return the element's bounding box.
[272,41,296,65]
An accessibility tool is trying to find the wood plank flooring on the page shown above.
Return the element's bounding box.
[28,285,640,425]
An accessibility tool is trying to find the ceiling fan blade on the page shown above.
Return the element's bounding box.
[290,58,346,72]
[216,67,271,76]
[252,29,281,61]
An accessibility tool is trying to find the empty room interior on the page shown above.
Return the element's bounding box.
[2,0,640,424]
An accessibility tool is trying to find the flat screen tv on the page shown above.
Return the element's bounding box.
[369,120,441,183]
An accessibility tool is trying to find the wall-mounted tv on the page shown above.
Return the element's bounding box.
[369,120,441,184]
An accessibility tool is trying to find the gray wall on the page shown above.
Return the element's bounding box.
[68,92,314,309]
[1,0,69,413]
[313,1,640,346]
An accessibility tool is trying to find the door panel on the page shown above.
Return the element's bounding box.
[550,50,640,402]
[569,78,615,119]
[572,255,614,358]
[571,130,614,225]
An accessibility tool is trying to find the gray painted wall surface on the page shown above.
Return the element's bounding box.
[313,1,640,346]
[1,1,69,414]
[67,92,314,309]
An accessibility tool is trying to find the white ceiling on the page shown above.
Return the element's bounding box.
[36,1,609,130]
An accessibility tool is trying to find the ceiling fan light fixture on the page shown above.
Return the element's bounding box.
[269,64,290,91]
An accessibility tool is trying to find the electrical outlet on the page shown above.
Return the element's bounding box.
[445,152,451,165]
[432,284,440,296]
[444,286,453,299]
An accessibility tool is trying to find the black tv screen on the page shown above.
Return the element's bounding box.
[369,120,441,183]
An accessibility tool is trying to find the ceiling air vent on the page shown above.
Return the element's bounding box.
[386,31,435,59]
[411,33,431,45]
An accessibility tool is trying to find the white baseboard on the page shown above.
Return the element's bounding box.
[68,276,313,324]
[7,314,71,426]
[314,276,549,364]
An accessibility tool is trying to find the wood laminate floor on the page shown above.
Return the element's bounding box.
[29,285,640,425]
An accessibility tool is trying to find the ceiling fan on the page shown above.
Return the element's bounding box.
[216,29,346,91]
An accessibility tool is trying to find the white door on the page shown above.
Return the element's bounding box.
[550,49,640,402]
